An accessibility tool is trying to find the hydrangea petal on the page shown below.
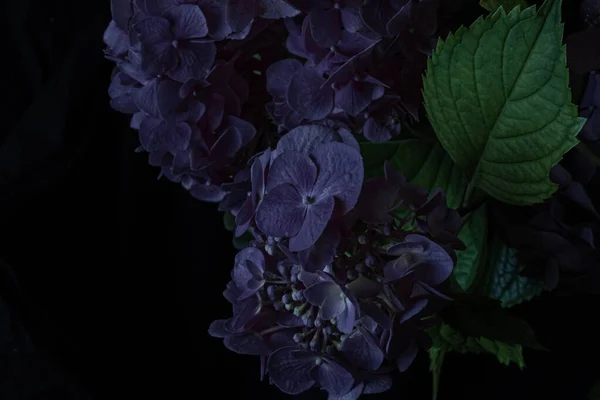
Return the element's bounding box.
[309,8,342,47]
[396,340,418,372]
[224,333,269,355]
[363,374,393,394]
[341,327,384,371]
[208,319,234,338]
[289,196,335,251]
[276,125,338,155]
[227,0,257,32]
[311,142,364,213]
[287,67,334,120]
[199,0,232,39]
[336,299,357,334]
[319,293,345,320]
[109,73,139,114]
[303,281,338,306]
[329,382,364,400]
[164,4,209,39]
[111,0,134,31]
[335,80,376,117]
[266,59,303,98]
[104,21,130,56]
[399,298,428,323]
[139,118,191,152]
[268,347,316,395]
[210,126,242,160]
[134,79,160,116]
[169,41,216,82]
[266,151,317,195]
[255,184,306,238]
[314,360,354,397]
[259,0,301,18]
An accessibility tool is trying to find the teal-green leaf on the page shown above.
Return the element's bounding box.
[480,0,527,13]
[453,205,488,292]
[484,236,544,307]
[423,0,585,206]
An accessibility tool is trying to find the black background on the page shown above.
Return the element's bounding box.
[0,1,598,399]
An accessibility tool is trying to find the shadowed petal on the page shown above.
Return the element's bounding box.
[169,41,216,82]
[266,58,304,98]
[287,67,334,120]
[164,4,209,39]
[268,347,316,395]
[363,374,392,394]
[314,360,354,396]
[396,340,418,372]
[224,332,269,355]
[309,8,342,47]
[341,326,384,371]
[303,281,338,306]
[336,298,357,334]
[319,294,345,320]
[329,382,364,400]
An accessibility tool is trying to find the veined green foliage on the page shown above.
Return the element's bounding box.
[423,0,585,206]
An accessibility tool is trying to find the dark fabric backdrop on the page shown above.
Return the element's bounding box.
[0,0,597,399]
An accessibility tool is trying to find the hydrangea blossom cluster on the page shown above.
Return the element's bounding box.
[265,0,443,141]
[103,1,600,398]
[209,125,462,398]
[104,0,301,201]
[104,0,447,203]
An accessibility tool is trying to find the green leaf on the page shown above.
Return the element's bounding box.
[453,205,488,292]
[428,321,525,399]
[232,232,253,250]
[589,380,600,400]
[480,0,527,13]
[360,140,468,208]
[483,235,544,307]
[223,212,236,232]
[440,296,546,350]
[423,0,585,206]
[359,139,432,180]
[432,323,526,368]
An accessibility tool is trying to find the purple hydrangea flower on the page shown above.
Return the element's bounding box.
[384,234,454,287]
[268,346,354,395]
[133,4,217,82]
[286,0,364,47]
[234,149,271,237]
[302,271,358,333]
[255,137,363,251]
[209,161,460,398]
[232,247,266,299]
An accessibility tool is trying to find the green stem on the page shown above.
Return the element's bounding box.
[432,350,446,400]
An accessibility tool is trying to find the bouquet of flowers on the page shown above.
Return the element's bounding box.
[103,0,600,398]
